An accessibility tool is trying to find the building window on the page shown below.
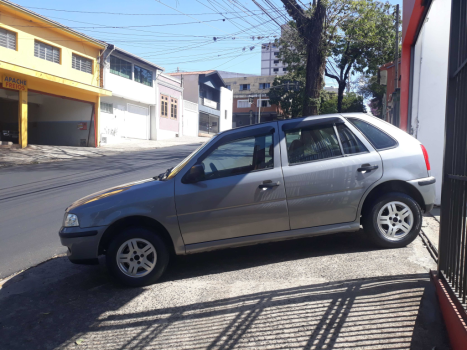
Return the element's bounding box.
[170,98,178,119]
[237,100,250,108]
[160,95,169,118]
[110,55,132,79]
[226,85,231,90]
[273,68,279,73]
[72,54,92,74]
[134,65,153,87]
[259,83,270,90]
[283,67,287,72]
[274,52,279,57]
[100,102,113,113]
[274,60,279,64]
[34,40,60,64]
[257,99,271,107]
[239,84,250,91]
[0,28,16,50]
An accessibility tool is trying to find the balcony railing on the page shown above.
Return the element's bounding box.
[202,98,218,110]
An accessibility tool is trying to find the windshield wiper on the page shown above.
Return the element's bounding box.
[154,167,174,181]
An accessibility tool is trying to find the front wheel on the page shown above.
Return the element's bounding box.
[106,227,170,287]
[362,192,422,248]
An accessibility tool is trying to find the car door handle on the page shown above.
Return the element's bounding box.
[259,180,280,190]
[357,164,379,172]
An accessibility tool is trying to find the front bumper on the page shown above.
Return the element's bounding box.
[406,176,436,213]
[59,226,108,264]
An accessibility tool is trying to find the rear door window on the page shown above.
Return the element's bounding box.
[347,118,397,150]
[285,125,342,164]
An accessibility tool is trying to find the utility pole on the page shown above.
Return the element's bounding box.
[394,4,399,90]
[258,94,262,123]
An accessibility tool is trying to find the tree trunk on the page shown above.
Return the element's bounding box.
[301,3,326,117]
[337,82,346,113]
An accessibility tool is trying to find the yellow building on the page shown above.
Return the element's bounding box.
[0,0,111,148]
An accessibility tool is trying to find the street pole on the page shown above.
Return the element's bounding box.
[394,4,399,90]
[258,94,262,123]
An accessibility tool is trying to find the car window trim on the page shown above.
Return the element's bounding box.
[281,116,344,132]
[345,117,399,151]
[334,123,370,157]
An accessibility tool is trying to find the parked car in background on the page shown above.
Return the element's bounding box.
[59,113,435,287]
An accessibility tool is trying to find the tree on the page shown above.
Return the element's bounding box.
[277,0,398,113]
[320,92,366,114]
[280,0,327,116]
[268,73,305,118]
[358,74,386,117]
[325,1,398,112]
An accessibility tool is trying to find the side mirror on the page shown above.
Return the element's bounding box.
[184,164,205,183]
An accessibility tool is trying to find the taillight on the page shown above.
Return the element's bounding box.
[421,145,431,171]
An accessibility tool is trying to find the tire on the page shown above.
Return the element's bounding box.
[106,227,170,287]
[362,192,422,248]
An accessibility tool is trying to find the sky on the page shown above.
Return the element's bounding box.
[11,0,402,85]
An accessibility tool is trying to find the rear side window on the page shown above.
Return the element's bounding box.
[347,118,397,150]
[336,124,368,155]
[285,125,342,164]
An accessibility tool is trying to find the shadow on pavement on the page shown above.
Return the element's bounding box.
[0,231,450,350]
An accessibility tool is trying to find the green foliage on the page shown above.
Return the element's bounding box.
[358,74,386,117]
[268,73,305,118]
[320,92,366,114]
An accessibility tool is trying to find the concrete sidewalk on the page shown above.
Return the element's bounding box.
[0,230,450,349]
[0,136,208,168]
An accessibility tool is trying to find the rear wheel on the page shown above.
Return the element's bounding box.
[362,192,422,248]
[106,227,169,287]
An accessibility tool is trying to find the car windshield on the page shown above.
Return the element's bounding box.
[166,136,217,180]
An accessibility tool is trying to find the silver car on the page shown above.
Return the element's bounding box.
[59,113,435,286]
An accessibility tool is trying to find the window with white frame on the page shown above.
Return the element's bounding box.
[0,28,16,50]
[100,102,113,113]
[237,100,250,108]
[72,54,92,74]
[257,99,271,107]
[34,40,60,64]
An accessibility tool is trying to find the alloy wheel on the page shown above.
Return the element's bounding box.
[116,238,157,278]
[376,201,414,241]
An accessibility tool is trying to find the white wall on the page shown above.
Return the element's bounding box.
[410,0,451,205]
[219,87,233,132]
[182,99,199,136]
[100,96,151,141]
[103,52,158,105]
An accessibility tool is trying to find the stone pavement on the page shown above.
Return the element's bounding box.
[0,136,209,167]
[0,229,450,349]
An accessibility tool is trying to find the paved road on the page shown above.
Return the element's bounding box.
[0,144,201,279]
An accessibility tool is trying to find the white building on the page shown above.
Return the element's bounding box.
[261,42,287,76]
[399,0,452,205]
[99,45,185,144]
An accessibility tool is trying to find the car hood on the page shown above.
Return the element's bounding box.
[66,178,156,212]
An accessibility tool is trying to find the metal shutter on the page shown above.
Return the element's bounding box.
[34,41,60,63]
[127,104,148,116]
[0,28,16,50]
[72,54,92,74]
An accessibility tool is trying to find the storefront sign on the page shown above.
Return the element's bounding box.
[77,122,87,130]
[2,75,27,91]
[203,98,217,109]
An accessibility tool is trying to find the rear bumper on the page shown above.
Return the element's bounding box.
[406,176,436,213]
[59,226,107,264]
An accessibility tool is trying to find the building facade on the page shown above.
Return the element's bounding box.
[393,0,451,204]
[261,43,287,76]
[168,70,232,136]
[0,0,111,148]
[223,75,279,127]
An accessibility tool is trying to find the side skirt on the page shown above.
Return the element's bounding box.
[184,222,361,254]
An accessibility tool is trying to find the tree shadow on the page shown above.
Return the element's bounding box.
[0,232,450,350]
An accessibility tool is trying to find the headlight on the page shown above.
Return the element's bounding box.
[64,213,79,227]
